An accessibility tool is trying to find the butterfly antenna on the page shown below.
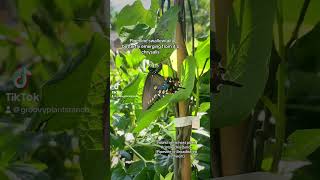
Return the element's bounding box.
[221,80,243,87]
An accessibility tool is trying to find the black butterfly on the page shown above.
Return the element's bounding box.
[213,50,243,93]
[142,64,183,110]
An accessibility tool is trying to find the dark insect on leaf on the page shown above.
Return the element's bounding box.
[212,50,242,93]
[148,63,162,75]
[142,64,183,110]
[142,73,166,110]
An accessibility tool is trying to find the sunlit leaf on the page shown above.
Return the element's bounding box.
[144,6,179,63]
[133,56,196,133]
[195,37,210,77]
[283,129,320,160]
[115,0,158,33]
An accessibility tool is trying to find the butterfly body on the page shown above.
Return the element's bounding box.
[212,51,242,93]
[142,64,183,110]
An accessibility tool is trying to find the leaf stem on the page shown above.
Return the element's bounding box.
[286,0,311,50]
[187,0,195,56]
[125,143,155,165]
[271,0,287,172]
[194,80,200,115]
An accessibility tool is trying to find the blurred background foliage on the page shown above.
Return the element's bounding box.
[0,0,108,179]
[213,0,320,179]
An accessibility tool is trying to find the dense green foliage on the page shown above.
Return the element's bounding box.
[110,0,210,179]
[0,0,108,179]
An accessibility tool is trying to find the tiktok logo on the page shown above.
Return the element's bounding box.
[12,65,32,89]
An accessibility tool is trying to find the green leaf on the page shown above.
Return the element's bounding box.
[133,145,156,161]
[55,0,73,19]
[155,154,172,177]
[127,161,145,176]
[5,163,49,180]
[133,169,148,180]
[37,33,108,131]
[112,114,131,130]
[198,102,210,112]
[79,129,104,149]
[213,0,276,128]
[115,54,124,69]
[169,56,196,102]
[159,64,174,77]
[80,149,108,180]
[288,23,320,74]
[134,95,172,133]
[124,49,145,68]
[283,129,320,160]
[281,0,320,43]
[133,56,196,133]
[119,24,152,44]
[17,0,39,21]
[111,134,125,149]
[164,172,173,180]
[0,25,20,38]
[88,56,108,106]
[115,0,158,33]
[144,6,179,63]
[37,36,60,60]
[0,168,10,180]
[123,73,145,103]
[112,165,131,180]
[195,37,210,77]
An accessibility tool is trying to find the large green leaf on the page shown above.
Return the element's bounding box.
[17,0,39,22]
[127,161,145,176]
[0,169,10,180]
[122,73,145,103]
[283,129,320,160]
[80,148,108,180]
[124,49,145,68]
[119,24,152,44]
[281,0,320,43]
[213,0,276,128]
[143,6,179,63]
[112,165,131,180]
[288,23,320,74]
[38,33,107,130]
[283,0,320,26]
[115,0,158,33]
[133,56,196,133]
[195,37,210,77]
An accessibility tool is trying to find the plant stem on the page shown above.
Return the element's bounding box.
[271,0,311,172]
[276,1,285,59]
[194,80,200,115]
[272,0,287,172]
[174,1,191,179]
[126,143,155,165]
[286,0,311,50]
[187,0,195,56]
[194,58,209,115]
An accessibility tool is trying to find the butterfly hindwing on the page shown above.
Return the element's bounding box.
[142,63,184,110]
[142,73,165,110]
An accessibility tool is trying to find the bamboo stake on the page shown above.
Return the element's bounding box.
[174,0,191,179]
[214,0,249,176]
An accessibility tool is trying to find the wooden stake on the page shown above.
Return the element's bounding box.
[174,0,191,180]
[214,0,250,176]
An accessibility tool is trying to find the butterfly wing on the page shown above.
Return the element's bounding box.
[142,74,165,110]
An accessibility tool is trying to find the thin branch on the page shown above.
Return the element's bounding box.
[126,143,156,165]
[187,0,195,56]
[200,58,209,77]
[286,0,311,50]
